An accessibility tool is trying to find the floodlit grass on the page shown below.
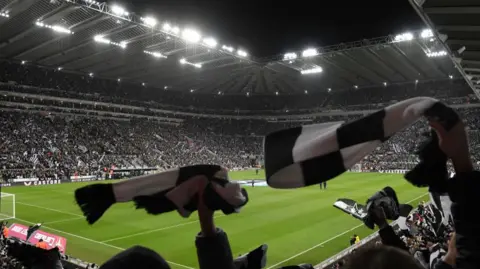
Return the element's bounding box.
[3,171,426,268]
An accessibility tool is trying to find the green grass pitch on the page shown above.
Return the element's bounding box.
[2,171,427,268]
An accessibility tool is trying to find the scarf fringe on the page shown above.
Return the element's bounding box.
[75,184,115,224]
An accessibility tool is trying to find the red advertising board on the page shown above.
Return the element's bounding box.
[8,223,67,253]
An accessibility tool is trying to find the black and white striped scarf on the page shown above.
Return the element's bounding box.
[75,165,248,224]
[264,97,459,188]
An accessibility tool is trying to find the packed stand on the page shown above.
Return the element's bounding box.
[0,60,477,115]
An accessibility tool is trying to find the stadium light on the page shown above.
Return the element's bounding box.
[394,32,414,42]
[421,29,433,39]
[117,78,121,82]
[301,67,323,75]
[141,16,157,27]
[0,12,10,18]
[194,63,202,68]
[172,27,180,34]
[284,52,297,61]
[94,35,109,44]
[218,91,222,95]
[163,23,171,31]
[182,29,201,43]
[179,58,186,64]
[190,89,195,93]
[426,50,447,57]
[304,90,308,94]
[111,5,128,16]
[354,85,358,89]
[222,45,234,53]
[328,88,332,92]
[57,67,63,71]
[21,61,26,65]
[164,86,168,90]
[302,48,318,58]
[275,91,279,95]
[383,82,387,86]
[144,50,167,58]
[142,82,146,86]
[89,72,94,77]
[237,50,248,57]
[36,21,73,34]
[449,75,453,79]
[246,92,250,96]
[179,58,202,68]
[203,37,217,48]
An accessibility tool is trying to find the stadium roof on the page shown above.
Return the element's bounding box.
[410,0,480,99]
[0,0,460,95]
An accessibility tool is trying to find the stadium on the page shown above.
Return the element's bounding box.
[0,0,479,269]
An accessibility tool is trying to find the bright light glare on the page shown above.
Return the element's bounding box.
[144,50,167,58]
[163,23,171,31]
[284,52,297,60]
[117,78,121,82]
[426,50,447,57]
[89,72,94,77]
[354,85,358,89]
[57,67,63,71]
[275,91,279,95]
[179,58,187,64]
[415,80,419,83]
[194,63,202,68]
[449,75,453,79]
[328,88,332,92]
[300,67,323,75]
[0,12,9,18]
[111,5,127,16]
[304,90,308,94]
[394,32,414,42]
[302,48,318,58]
[203,37,217,48]
[383,82,387,86]
[182,29,201,43]
[190,89,194,93]
[222,45,234,52]
[246,92,250,96]
[119,41,127,49]
[142,17,157,27]
[36,21,73,34]
[142,82,146,86]
[21,61,26,65]
[94,35,109,44]
[172,27,180,34]
[237,50,248,57]
[421,29,433,38]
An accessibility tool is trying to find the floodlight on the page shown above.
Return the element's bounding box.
[328,88,332,92]
[302,48,318,58]
[142,82,146,86]
[21,61,26,65]
[190,89,194,93]
[421,29,433,39]
[163,23,171,31]
[194,63,202,68]
[89,72,94,77]
[284,52,297,60]
[394,32,414,42]
[246,92,250,96]
[164,86,168,89]
[218,91,222,95]
[383,82,387,86]
[300,67,323,75]
[94,35,109,44]
[117,78,121,82]
[222,45,234,52]
[57,67,63,71]
[203,37,217,48]
[449,75,453,79]
[304,90,308,94]
[415,80,419,83]
[237,50,248,57]
[354,85,358,89]
[0,12,10,18]
[426,50,447,57]
[179,58,186,64]
[275,91,279,95]
[142,17,157,27]
[111,5,126,16]
[182,29,201,43]
[172,27,180,34]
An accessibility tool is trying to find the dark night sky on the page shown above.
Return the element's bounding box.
[117,0,424,57]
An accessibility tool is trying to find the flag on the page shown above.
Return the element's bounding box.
[333,198,367,220]
[74,164,249,224]
[26,223,42,240]
[263,97,459,189]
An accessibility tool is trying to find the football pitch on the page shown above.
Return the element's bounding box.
[3,171,426,268]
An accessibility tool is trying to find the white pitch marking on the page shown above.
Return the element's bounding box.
[14,217,195,269]
[266,193,429,268]
[16,202,83,217]
[44,217,84,225]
